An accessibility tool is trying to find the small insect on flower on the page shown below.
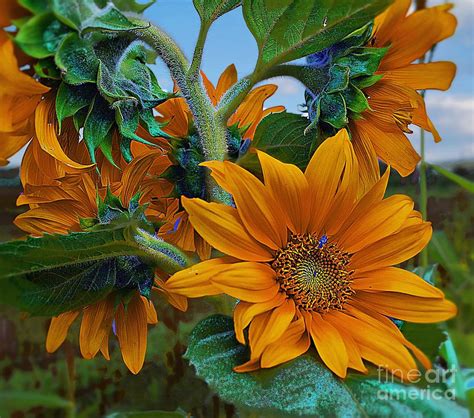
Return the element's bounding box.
[164,129,457,380]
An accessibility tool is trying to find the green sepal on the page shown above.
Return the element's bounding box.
[51,0,145,33]
[140,109,171,139]
[55,32,99,85]
[15,12,69,58]
[352,73,384,90]
[83,96,116,163]
[33,58,61,80]
[55,82,96,130]
[326,64,350,93]
[320,93,348,128]
[342,83,370,114]
[337,47,389,77]
[73,107,89,132]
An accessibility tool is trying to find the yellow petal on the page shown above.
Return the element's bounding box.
[215,64,238,104]
[200,70,217,105]
[310,312,348,378]
[233,293,286,344]
[380,5,457,71]
[305,129,351,235]
[35,98,94,170]
[219,161,288,249]
[257,150,310,234]
[79,297,115,359]
[46,311,79,353]
[337,194,414,253]
[381,62,456,91]
[261,316,310,368]
[355,291,457,323]
[182,196,274,261]
[164,257,233,297]
[142,296,158,324]
[211,262,279,303]
[373,0,411,47]
[250,299,296,358]
[350,222,432,272]
[353,267,444,298]
[115,293,148,374]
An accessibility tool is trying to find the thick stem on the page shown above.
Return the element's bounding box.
[419,127,429,268]
[134,22,229,202]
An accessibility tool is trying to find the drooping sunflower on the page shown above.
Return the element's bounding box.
[157,64,284,260]
[164,129,456,379]
[15,146,180,374]
[303,1,456,190]
[351,0,457,183]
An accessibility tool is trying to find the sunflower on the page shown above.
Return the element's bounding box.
[15,146,180,374]
[352,1,457,185]
[156,64,284,260]
[164,129,456,379]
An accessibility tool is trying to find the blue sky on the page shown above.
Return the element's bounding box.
[145,0,474,164]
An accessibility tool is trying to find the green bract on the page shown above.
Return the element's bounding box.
[14,0,171,164]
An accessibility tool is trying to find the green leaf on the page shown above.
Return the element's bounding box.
[243,0,392,69]
[55,82,96,129]
[18,0,51,14]
[239,112,313,171]
[55,32,99,84]
[343,83,369,113]
[193,0,241,25]
[0,217,189,316]
[33,58,61,79]
[97,0,156,13]
[430,164,474,194]
[15,12,70,58]
[52,0,144,32]
[0,391,72,412]
[186,315,469,418]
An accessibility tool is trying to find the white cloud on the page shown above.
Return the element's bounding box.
[425,95,474,135]
[268,77,304,96]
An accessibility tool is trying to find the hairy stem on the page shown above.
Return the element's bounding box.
[134,22,229,202]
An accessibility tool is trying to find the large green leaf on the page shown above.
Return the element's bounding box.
[185,315,469,417]
[0,216,189,316]
[238,112,313,171]
[243,0,392,69]
[193,0,241,25]
[51,0,144,32]
[0,391,72,414]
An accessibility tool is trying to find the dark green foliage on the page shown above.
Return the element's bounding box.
[186,315,469,418]
[238,112,313,172]
[193,0,241,25]
[243,0,392,68]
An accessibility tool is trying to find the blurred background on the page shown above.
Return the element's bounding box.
[0,0,473,417]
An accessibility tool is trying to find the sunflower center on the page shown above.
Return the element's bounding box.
[272,234,354,312]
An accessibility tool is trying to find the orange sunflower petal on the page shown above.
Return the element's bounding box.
[182,196,274,261]
[257,150,310,234]
[310,312,348,378]
[115,294,148,374]
[79,297,115,360]
[46,311,80,353]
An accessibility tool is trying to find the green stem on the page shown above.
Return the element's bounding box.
[135,22,229,202]
[188,20,210,81]
[419,127,429,267]
[65,342,76,418]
